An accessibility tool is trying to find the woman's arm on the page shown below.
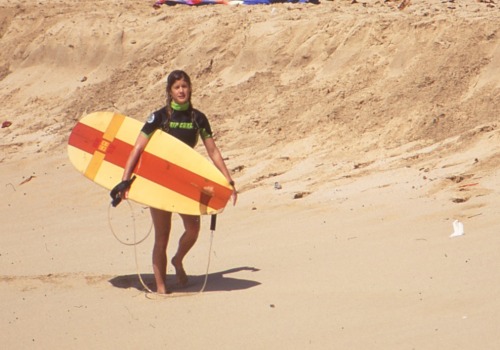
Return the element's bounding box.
[202,137,237,205]
[121,133,150,198]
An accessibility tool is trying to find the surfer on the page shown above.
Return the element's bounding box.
[119,70,237,294]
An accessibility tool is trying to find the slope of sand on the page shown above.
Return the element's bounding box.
[1,0,500,348]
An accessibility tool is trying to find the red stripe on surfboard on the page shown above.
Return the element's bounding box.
[68,122,102,155]
[69,122,132,170]
[135,152,230,209]
[69,122,231,209]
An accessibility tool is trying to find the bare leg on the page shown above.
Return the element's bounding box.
[150,208,172,294]
[171,214,200,287]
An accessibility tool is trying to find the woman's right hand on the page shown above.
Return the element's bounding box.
[110,176,136,207]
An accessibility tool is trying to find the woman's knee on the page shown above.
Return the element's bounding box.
[182,215,200,233]
[150,208,172,244]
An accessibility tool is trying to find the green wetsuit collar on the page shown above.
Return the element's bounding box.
[171,101,190,111]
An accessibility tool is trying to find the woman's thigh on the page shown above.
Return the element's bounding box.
[150,208,173,244]
[179,214,200,232]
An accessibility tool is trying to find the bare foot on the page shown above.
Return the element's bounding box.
[156,283,172,295]
[171,256,188,287]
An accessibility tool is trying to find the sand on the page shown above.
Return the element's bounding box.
[1,0,500,348]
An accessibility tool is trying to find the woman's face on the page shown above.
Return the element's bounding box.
[169,78,191,105]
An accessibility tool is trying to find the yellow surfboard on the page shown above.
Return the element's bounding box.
[68,111,232,215]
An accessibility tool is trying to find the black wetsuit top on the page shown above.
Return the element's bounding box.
[140,106,213,148]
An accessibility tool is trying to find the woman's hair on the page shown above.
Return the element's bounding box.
[166,70,192,100]
[164,70,194,131]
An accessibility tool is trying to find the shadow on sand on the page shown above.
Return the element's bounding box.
[109,266,261,294]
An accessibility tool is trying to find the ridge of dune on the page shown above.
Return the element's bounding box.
[1,1,498,166]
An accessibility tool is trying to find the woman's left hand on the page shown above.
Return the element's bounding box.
[231,187,238,205]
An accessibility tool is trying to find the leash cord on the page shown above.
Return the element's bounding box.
[107,200,152,246]
[198,229,214,294]
[107,201,214,299]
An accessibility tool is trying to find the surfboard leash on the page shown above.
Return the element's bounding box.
[107,202,217,299]
[198,214,217,293]
[107,201,155,295]
[142,215,217,300]
[107,200,152,246]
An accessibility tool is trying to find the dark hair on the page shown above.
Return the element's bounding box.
[164,70,194,131]
[166,70,192,105]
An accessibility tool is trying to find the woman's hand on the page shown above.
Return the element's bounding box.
[203,137,238,206]
[231,188,238,205]
[110,176,136,207]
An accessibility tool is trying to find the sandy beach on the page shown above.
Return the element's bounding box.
[1,0,500,348]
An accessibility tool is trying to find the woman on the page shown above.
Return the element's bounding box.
[119,70,237,294]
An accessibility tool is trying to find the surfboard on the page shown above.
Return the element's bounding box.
[67,111,233,215]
